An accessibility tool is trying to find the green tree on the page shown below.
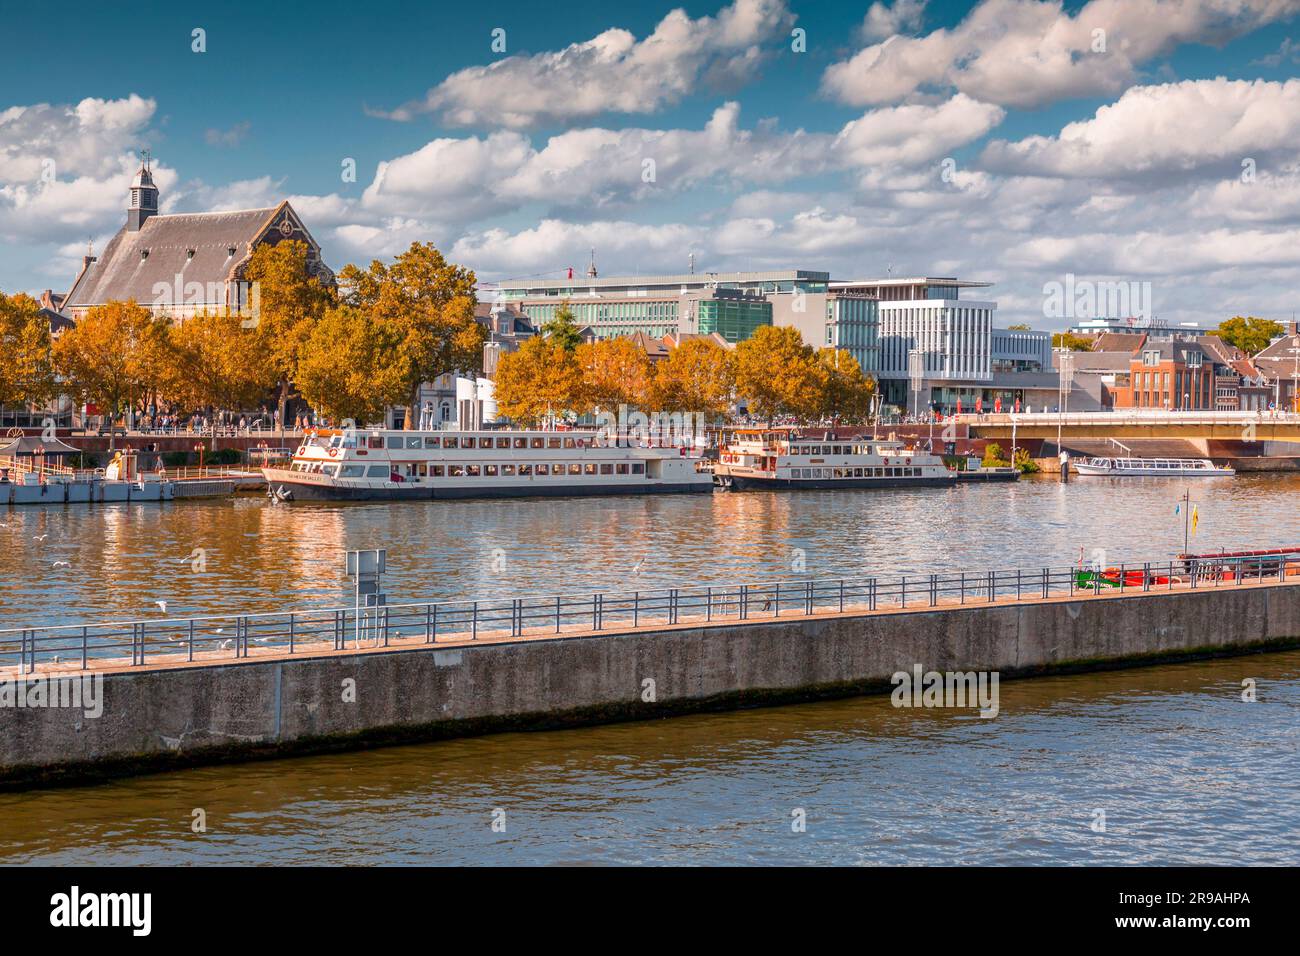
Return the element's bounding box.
[542,303,584,351]
[243,240,335,430]
[0,292,56,410]
[339,242,485,429]
[1051,332,1094,351]
[1213,315,1283,355]
[730,325,822,423]
[1006,323,1033,331]
[981,442,1007,466]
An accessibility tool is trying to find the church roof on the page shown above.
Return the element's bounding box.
[64,204,285,311]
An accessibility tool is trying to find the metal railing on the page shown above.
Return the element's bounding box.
[2,553,1297,675]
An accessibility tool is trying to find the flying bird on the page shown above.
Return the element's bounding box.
[32,534,48,542]
[52,560,71,568]
[154,600,168,614]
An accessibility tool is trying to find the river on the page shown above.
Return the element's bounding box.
[1,474,1299,864]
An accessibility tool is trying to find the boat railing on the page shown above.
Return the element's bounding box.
[3,552,1298,675]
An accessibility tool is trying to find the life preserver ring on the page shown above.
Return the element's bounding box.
[328,448,338,457]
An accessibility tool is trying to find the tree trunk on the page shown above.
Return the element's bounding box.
[277,380,289,443]
[405,382,419,430]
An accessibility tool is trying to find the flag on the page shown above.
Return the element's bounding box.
[995,397,1002,413]
[1192,505,1199,534]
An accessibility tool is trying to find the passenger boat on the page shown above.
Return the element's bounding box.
[1074,457,1234,477]
[261,428,713,501]
[713,428,956,490]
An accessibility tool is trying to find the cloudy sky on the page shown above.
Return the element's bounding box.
[3,0,1299,328]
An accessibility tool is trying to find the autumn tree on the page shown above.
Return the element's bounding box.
[1051,332,1095,351]
[813,348,875,422]
[243,240,335,430]
[0,292,56,410]
[295,305,409,425]
[576,337,652,413]
[51,300,168,447]
[542,303,584,351]
[339,242,485,429]
[492,335,584,426]
[648,337,734,415]
[1213,315,1283,355]
[730,325,822,423]
[164,311,274,412]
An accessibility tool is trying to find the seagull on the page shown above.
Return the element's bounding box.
[214,627,225,634]
[52,561,70,568]
[154,600,168,614]
[32,534,47,542]
[219,639,233,650]
[632,558,646,576]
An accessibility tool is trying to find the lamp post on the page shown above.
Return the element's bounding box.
[1056,351,1074,455]
[908,348,924,427]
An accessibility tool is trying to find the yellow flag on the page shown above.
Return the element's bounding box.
[1192,505,1199,534]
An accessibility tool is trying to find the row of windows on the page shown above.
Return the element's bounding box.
[299,461,649,479]
[791,467,923,479]
[356,434,595,451]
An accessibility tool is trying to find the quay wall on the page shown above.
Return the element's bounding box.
[3,583,1299,787]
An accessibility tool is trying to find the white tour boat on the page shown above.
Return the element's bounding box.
[262,428,713,501]
[713,428,957,490]
[1074,457,1235,477]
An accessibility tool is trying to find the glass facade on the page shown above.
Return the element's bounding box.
[824,295,880,372]
[522,300,680,339]
[696,298,772,343]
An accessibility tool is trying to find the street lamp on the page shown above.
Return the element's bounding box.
[1057,351,1075,455]
[908,348,924,426]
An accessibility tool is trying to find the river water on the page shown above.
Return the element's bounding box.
[2,474,1299,864]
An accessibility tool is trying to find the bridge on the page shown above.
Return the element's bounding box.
[961,410,1300,444]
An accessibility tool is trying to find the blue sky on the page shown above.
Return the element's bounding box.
[3,0,1300,328]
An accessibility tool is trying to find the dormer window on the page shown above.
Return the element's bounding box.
[227,247,236,257]
[187,249,196,260]
[140,249,149,260]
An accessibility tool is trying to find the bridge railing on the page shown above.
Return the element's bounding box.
[2,553,1297,675]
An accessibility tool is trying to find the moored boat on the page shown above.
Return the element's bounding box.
[261,427,712,501]
[1074,456,1234,477]
[713,428,956,491]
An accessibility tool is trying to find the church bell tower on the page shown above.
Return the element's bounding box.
[127,150,159,232]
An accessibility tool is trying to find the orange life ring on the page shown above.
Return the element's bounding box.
[328,448,338,457]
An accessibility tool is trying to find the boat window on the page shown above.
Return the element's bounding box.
[616,463,629,475]
[530,438,544,448]
[366,464,388,478]
[519,464,532,476]
[386,437,403,449]
[600,464,613,475]
[444,437,459,449]
[340,464,365,478]
[854,468,863,477]
[585,463,598,475]
[424,437,441,449]
[485,465,498,476]
[513,437,527,448]
[568,464,582,475]
[466,465,481,477]
[631,463,645,475]
[563,438,576,448]
[502,465,516,476]
[406,437,422,449]
[463,437,477,449]
[368,436,384,449]
[536,464,550,476]
[496,437,510,448]
[449,465,466,477]
[430,465,445,477]
[547,438,562,449]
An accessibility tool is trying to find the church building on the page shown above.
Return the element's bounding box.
[62,157,333,321]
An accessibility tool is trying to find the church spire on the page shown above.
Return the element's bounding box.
[127,149,159,232]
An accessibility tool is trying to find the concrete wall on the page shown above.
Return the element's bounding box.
[4,584,1299,787]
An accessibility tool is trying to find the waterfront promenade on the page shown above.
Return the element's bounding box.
[4,556,1298,787]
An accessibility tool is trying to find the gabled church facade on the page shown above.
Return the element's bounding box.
[63,159,334,321]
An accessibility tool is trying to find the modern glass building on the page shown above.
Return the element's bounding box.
[693,292,772,343]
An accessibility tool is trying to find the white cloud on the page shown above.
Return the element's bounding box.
[980,77,1300,180]
[860,0,928,41]
[380,0,794,128]
[821,0,1299,109]
[204,121,251,148]
[452,219,705,278]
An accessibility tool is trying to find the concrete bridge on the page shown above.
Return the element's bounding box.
[964,410,1300,442]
